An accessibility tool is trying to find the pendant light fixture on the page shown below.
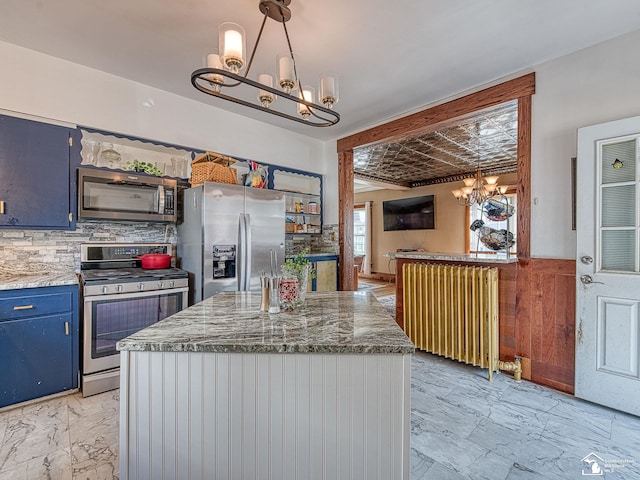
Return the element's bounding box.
[191,0,340,127]
[451,126,507,206]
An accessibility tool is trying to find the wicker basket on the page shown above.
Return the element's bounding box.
[190,152,237,186]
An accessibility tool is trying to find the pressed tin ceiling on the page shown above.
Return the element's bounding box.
[353,101,518,188]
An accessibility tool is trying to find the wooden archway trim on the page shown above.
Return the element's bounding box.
[337,73,535,290]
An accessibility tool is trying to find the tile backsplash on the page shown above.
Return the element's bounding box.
[0,221,177,275]
[0,222,338,275]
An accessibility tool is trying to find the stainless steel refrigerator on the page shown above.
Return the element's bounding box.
[178,182,285,304]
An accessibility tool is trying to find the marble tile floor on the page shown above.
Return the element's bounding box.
[1,352,639,479]
[410,353,640,479]
[0,390,119,480]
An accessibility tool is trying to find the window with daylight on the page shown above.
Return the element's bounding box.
[354,206,367,256]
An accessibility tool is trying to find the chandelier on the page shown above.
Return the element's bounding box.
[190,0,340,127]
[451,171,507,206]
[451,129,507,206]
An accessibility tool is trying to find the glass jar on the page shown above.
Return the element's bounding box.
[99,143,121,168]
[171,157,188,178]
[81,139,101,165]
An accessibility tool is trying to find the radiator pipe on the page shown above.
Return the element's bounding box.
[497,357,522,382]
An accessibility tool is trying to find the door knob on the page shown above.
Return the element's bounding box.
[580,274,604,285]
[580,256,593,265]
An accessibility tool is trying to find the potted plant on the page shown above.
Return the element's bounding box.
[281,248,316,304]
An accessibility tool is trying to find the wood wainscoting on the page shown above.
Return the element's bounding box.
[516,258,576,394]
[396,257,576,393]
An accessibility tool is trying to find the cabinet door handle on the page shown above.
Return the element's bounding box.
[65,321,70,336]
[13,304,34,311]
[0,200,5,214]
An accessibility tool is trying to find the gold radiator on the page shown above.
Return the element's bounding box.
[403,263,499,380]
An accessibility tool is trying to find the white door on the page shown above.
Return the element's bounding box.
[576,115,640,416]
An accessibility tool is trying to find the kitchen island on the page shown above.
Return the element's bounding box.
[117,291,414,480]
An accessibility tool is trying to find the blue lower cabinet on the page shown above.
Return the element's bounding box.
[0,285,79,408]
[308,255,338,292]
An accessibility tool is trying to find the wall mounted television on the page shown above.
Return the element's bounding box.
[383,195,435,231]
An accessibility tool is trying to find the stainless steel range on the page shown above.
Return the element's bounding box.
[79,243,189,397]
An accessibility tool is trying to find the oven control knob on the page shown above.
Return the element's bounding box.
[138,283,144,291]
[169,281,175,288]
[101,286,109,294]
[158,282,164,289]
[116,285,123,293]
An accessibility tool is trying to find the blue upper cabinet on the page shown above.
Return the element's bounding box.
[0,114,78,230]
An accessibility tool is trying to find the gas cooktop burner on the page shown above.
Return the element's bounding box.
[79,243,190,294]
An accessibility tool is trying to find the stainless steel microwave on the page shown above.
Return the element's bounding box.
[78,167,177,222]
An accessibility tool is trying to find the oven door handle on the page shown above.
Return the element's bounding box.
[83,286,188,303]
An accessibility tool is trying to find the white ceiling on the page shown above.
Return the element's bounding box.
[0,0,639,142]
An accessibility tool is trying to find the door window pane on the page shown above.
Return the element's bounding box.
[599,138,639,273]
[602,140,635,184]
[601,230,636,272]
[602,185,635,227]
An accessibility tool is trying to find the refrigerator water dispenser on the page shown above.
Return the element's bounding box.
[212,245,236,278]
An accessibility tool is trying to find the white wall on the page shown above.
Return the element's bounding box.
[531,29,640,259]
[0,40,339,224]
[4,27,640,251]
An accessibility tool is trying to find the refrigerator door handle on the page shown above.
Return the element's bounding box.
[244,213,252,291]
[238,212,246,291]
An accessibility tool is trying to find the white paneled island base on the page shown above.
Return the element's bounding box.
[118,292,414,480]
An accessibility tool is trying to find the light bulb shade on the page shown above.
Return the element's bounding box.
[484,175,499,185]
[257,73,276,107]
[451,189,464,199]
[219,22,245,73]
[461,186,474,196]
[205,53,224,84]
[485,183,498,193]
[462,177,476,187]
[319,74,339,108]
[277,52,296,92]
[498,185,509,194]
[298,86,314,117]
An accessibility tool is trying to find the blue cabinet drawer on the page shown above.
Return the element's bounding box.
[0,291,73,320]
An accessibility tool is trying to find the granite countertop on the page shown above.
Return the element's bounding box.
[0,272,79,291]
[118,291,415,355]
[394,251,518,264]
